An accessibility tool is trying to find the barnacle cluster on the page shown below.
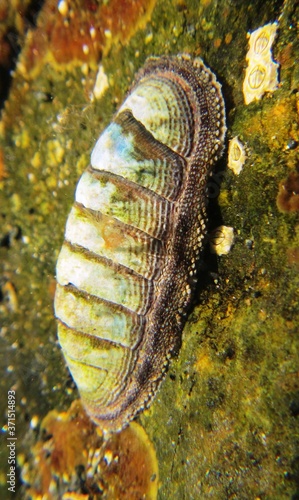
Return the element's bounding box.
[243,22,279,105]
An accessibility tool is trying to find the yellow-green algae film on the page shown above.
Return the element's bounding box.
[0,0,298,498]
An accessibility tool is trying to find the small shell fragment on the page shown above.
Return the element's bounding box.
[228,137,246,175]
[210,226,235,256]
[58,0,68,17]
[1,279,18,313]
[243,22,279,105]
[91,64,109,101]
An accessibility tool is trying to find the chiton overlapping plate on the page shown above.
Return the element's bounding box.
[54,54,226,432]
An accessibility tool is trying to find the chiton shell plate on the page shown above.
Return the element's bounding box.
[54,55,226,432]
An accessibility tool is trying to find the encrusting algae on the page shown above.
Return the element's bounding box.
[20,400,159,500]
[276,170,299,213]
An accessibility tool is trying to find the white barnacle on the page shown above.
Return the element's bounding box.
[210,226,235,255]
[228,136,246,175]
[247,22,279,61]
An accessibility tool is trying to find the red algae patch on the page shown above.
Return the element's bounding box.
[277,171,299,213]
[0,147,7,181]
[20,400,159,499]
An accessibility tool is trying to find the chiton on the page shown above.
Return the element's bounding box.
[54,55,226,432]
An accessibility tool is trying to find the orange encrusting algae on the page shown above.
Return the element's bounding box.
[16,0,157,77]
[20,400,159,499]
